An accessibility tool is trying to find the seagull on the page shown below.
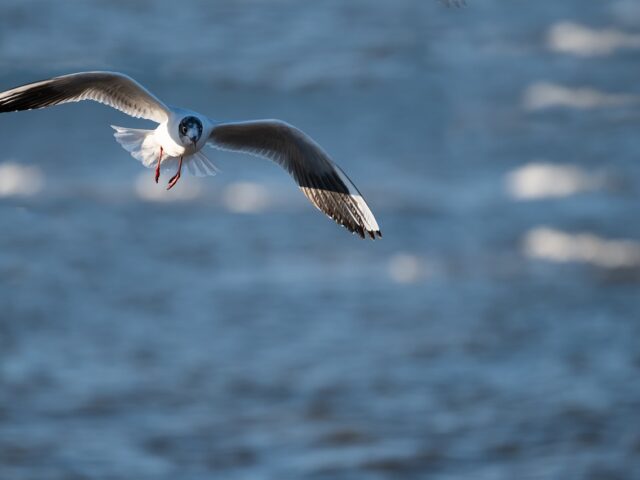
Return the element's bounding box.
[0,71,381,239]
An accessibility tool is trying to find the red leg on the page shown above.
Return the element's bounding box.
[155,146,163,183]
[167,156,183,190]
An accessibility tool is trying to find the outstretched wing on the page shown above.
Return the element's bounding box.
[0,71,170,123]
[208,120,381,239]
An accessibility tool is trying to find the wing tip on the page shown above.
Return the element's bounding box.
[351,226,382,240]
[368,229,383,240]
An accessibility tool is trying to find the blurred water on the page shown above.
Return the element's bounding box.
[1,1,639,479]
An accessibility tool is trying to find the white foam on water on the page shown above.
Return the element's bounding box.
[0,161,44,197]
[388,253,427,284]
[548,21,640,56]
[505,162,604,200]
[524,227,640,268]
[222,182,270,214]
[523,82,640,111]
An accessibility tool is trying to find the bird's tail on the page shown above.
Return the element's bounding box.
[111,125,218,177]
[111,125,159,168]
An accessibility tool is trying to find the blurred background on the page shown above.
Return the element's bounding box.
[1,1,639,479]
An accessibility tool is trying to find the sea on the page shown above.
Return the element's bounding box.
[0,1,639,479]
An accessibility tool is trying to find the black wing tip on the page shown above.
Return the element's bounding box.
[366,229,382,240]
[368,229,383,240]
[350,226,382,240]
[0,80,64,113]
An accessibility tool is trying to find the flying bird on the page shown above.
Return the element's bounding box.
[0,71,381,239]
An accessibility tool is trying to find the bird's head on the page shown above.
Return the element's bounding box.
[178,116,203,149]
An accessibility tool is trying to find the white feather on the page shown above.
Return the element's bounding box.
[112,125,217,177]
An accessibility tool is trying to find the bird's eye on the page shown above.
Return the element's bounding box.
[180,125,187,135]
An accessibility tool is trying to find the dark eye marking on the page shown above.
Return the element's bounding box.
[179,116,203,139]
